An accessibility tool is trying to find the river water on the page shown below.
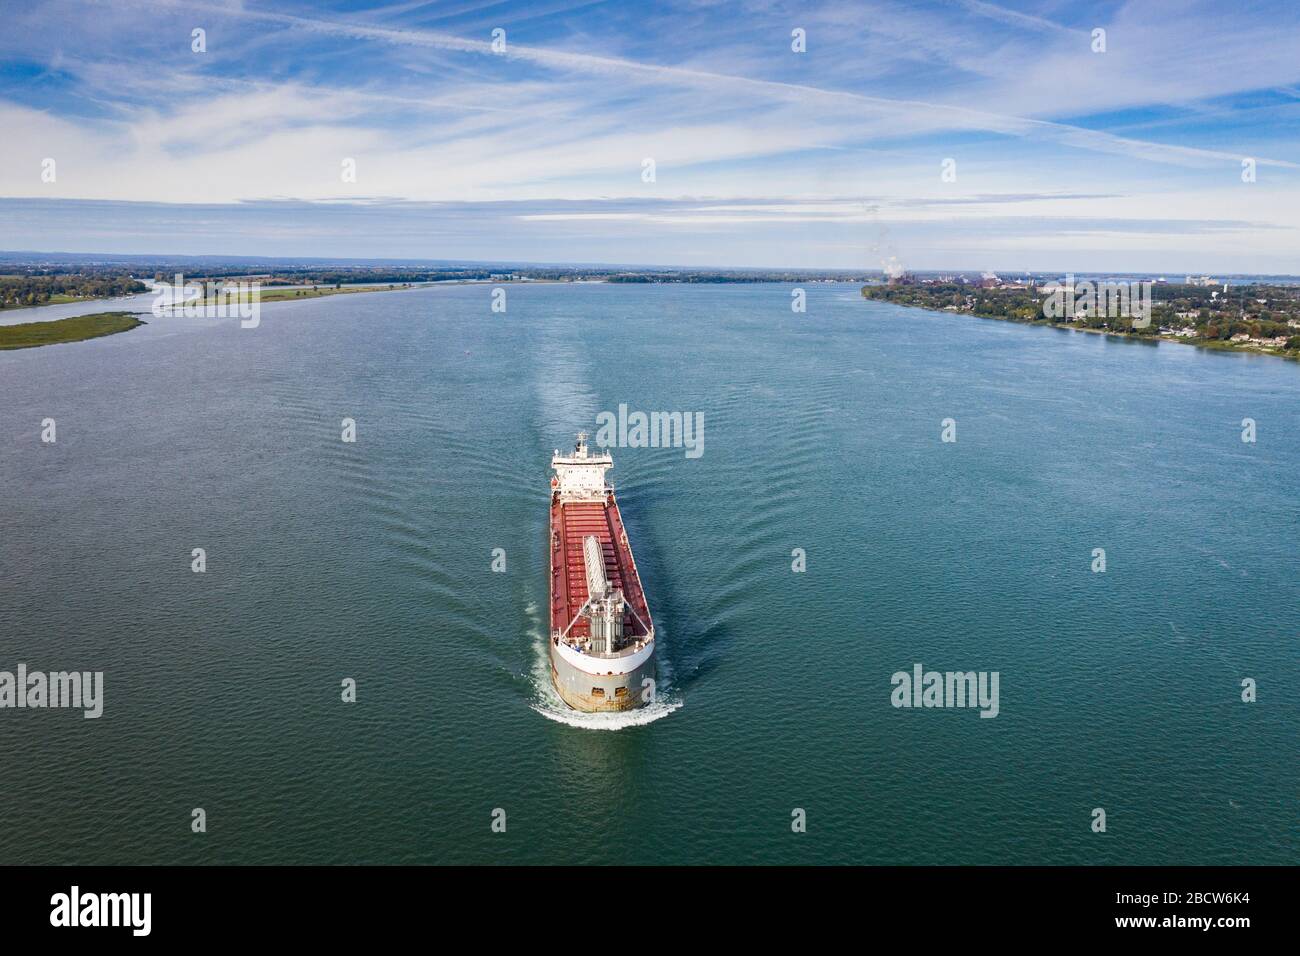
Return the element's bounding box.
[0,282,1295,863]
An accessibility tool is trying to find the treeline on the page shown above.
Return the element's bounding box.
[863,284,1053,326]
[153,268,561,284]
[0,273,148,309]
[146,266,875,285]
[607,271,872,283]
[862,283,1300,351]
[1197,317,1300,343]
[0,264,878,309]
[225,269,499,285]
[197,268,873,285]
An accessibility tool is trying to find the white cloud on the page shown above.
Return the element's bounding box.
[2,0,1299,268]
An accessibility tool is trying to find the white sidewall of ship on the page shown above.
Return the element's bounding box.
[554,638,653,676]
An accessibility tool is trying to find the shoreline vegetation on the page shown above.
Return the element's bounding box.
[0,311,144,350]
[1,274,147,310]
[2,278,529,349]
[189,282,421,306]
[861,281,1300,361]
[2,261,878,301]
[5,257,1300,364]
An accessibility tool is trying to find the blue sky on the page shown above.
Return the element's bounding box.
[2,0,1299,271]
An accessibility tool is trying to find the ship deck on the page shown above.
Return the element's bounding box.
[550,493,653,648]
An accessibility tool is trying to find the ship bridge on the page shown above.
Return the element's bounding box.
[551,432,612,502]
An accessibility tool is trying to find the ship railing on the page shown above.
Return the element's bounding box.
[566,642,648,659]
[623,603,651,640]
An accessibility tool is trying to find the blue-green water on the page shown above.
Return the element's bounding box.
[0,282,1295,864]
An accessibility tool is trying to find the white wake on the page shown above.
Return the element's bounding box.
[525,602,681,730]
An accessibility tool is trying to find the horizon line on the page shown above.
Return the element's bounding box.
[1,249,1298,280]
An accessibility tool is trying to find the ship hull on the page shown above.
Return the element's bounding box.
[548,483,655,713]
[549,640,656,712]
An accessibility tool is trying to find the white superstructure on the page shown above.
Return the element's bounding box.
[551,432,612,502]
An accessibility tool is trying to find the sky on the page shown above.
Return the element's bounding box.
[1,0,1299,272]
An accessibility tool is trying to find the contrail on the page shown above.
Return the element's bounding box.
[161,0,1296,169]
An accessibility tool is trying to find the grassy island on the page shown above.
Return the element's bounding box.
[0,311,145,350]
[190,282,416,306]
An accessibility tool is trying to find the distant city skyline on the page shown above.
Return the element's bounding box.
[2,0,1299,272]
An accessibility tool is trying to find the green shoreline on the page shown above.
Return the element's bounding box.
[0,288,148,311]
[4,282,421,349]
[190,282,418,305]
[0,293,126,310]
[186,279,557,307]
[862,292,1300,362]
[0,311,145,350]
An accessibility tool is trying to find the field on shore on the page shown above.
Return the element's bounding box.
[192,279,555,307]
[0,311,144,349]
[198,283,414,305]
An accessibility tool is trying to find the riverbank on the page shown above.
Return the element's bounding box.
[0,276,148,311]
[1041,318,1297,360]
[179,278,564,309]
[182,282,420,307]
[0,311,144,349]
[1,290,144,311]
[861,286,1300,362]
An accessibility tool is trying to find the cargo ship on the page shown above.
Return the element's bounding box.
[549,433,655,712]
